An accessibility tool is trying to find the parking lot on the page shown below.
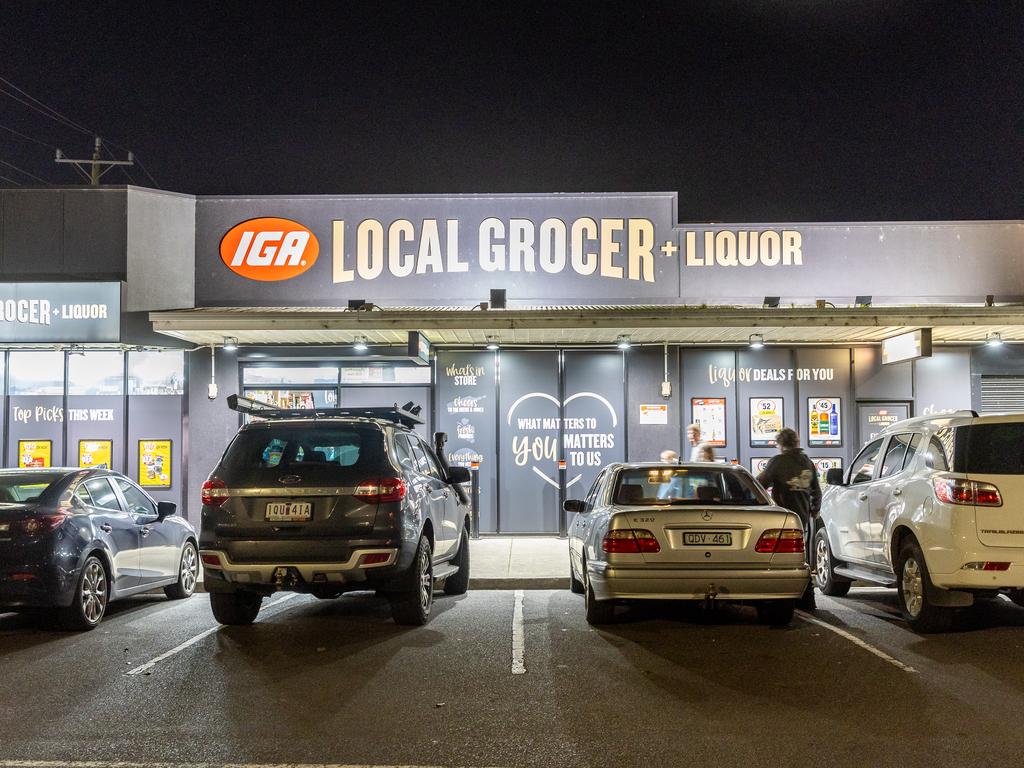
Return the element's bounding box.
[2,587,1024,768]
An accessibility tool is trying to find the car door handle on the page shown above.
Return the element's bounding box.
[858,493,868,501]
[99,523,112,533]
[892,489,902,497]
[140,526,151,537]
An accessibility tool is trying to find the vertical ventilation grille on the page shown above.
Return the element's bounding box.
[980,376,1024,413]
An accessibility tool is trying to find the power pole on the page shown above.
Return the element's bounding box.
[55,137,133,185]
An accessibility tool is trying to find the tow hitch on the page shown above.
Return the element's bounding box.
[703,582,718,610]
[272,566,302,590]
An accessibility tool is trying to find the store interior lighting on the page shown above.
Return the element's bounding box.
[222,336,238,351]
[986,332,1004,347]
[353,335,369,352]
[749,333,765,349]
[485,336,500,351]
[616,335,632,350]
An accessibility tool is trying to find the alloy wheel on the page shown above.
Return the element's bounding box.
[81,560,107,625]
[419,548,433,614]
[902,557,924,618]
[815,538,830,584]
[181,545,198,594]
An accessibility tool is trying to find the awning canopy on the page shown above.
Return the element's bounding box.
[149,304,1024,347]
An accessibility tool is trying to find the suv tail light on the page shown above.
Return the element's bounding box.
[201,478,228,507]
[11,513,68,538]
[932,477,1002,507]
[354,477,406,504]
[602,529,661,554]
[755,528,805,554]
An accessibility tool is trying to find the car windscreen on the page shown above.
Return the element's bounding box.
[954,423,1024,474]
[612,467,769,506]
[220,425,385,474]
[0,473,64,504]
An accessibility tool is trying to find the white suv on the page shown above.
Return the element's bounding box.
[815,411,1024,632]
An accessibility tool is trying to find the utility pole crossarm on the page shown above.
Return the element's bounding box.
[54,137,134,186]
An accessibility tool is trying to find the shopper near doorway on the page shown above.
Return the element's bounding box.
[687,423,715,462]
[756,427,820,610]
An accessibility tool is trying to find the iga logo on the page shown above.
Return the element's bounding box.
[220,217,319,281]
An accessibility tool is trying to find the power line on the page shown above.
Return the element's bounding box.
[0,122,57,149]
[0,173,22,186]
[0,76,93,135]
[0,156,49,184]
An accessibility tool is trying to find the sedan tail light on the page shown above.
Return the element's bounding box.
[354,477,406,504]
[932,477,1002,507]
[201,478,228,507]
[602,529,661,554]
[12,513,68,538]
[755,528,804,554]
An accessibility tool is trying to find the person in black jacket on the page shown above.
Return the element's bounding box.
[756,427,820,609]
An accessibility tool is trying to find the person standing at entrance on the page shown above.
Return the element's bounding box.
[687,423,715,462]
[756,427,821,609]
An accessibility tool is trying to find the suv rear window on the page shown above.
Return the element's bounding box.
[954,423,1024,474]
[222,425,384,471]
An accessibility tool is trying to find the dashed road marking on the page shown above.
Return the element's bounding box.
[511,589,526,675]
[797,609,918,674]
[126,593,300,676]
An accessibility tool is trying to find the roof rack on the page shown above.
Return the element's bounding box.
[226,394,424,428]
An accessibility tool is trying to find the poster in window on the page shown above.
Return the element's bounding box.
[749,397,784,446]
[750,457,772,476]
[691,397,726,447]
[138,439,172,488]
[813,457,844,485]
[79,439,113,469]
[18,440,51,468]
[807,397,842,446]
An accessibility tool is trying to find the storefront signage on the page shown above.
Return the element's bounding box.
[750,397,784,446]
[0,282,120,342]
[813,457,843,485]
[10,406,116,424]
[708,364,837,388]
[638,403,668,425]
[882,328,932,365]
[751,457,771,475]
[18,440,51,468]
[79,440,113,469]
[691,397,727,447]
[139,439,172,488]
[407,332,431,365]
[808,397,842,446]
[219,218,319,281]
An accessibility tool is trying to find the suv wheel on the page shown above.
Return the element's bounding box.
[814,528,851,597]
[391,534,434,625]
[165,541,199,600]
[896,538,953,633]
[210,591,262,625]
[443,529,470,596]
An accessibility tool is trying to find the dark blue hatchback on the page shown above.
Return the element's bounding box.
[0,468,198,630]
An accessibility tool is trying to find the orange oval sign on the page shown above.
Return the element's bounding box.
[219,217,319,281]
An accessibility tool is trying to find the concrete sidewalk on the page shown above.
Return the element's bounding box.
[468,536,569,589]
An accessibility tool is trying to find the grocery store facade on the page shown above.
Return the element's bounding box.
[1,186,1023,532]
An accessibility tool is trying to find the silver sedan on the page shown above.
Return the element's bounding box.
[566,463,810,626]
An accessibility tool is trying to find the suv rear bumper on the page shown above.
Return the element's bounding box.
[200,546,403,593]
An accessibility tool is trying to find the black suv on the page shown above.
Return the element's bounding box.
[199,396,472,626]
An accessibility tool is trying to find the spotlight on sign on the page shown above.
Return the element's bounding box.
[485,336,500,351]
[763,296,780,308]
[489,289,507,309]
[223,336,238,351]
[616,335,632,350]
[353,335,369,352]
[748,333,765,349]
[986,332,1004,347]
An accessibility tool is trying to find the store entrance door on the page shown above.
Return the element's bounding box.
[856,402,911,445]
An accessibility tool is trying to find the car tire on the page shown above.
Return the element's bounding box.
[569,554,585,595]
[896,537,953,633]
[59,555,109,631]
[210,590,262,625]
[756,600,795,627]
[585,576,614,625]
[1009,589,1024,608]
[164,541,199,600]
[390,534,434,626]
[443,529,470,596]
[813,528,851,597]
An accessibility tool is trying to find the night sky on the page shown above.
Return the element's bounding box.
[1,1,1021,221]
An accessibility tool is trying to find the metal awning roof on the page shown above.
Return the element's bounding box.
[149,304,1024,347]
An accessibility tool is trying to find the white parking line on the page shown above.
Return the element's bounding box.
[797,610,918,674]
[511,589,526,675]
[125,593,300,676]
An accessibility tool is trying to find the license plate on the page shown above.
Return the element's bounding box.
[683,532,732,546]
[265,502,312,522]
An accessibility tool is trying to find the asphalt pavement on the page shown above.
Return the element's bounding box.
[2,586,1024,768]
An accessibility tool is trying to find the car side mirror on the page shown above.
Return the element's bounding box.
[825,468,846,486]
[447,466,471,485]
[563,499,585,514]
[157,501,177,520]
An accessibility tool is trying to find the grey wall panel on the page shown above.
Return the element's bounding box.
[736,348,798,469]
[127,395,183,513]
[341,386,431,440]
[185,348,239,523]
[67,395,125,472]
[2,190,63,275]
[126,188,195,311]
[563,351,625,498]
[63,189,127,275]
[7,396,63,469]
[498,351,560,533]
[680,349,738,463]
[796,348,852,462]
[853,346,913,401]
[626,346,680,461]
[915,349,973,415]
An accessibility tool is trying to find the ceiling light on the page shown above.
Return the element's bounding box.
[223,336,238,351]
[616,335,632,350]
[749,333,765,349]
[353,335,368,352]
[485,336,500,351]
[986,332,1004,347]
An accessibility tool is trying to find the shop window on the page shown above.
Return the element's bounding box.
[340,365,430,384]
[68,351,124,395]
[8,351,65,395]
[243,366,339,386]
[128,350,184,395]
